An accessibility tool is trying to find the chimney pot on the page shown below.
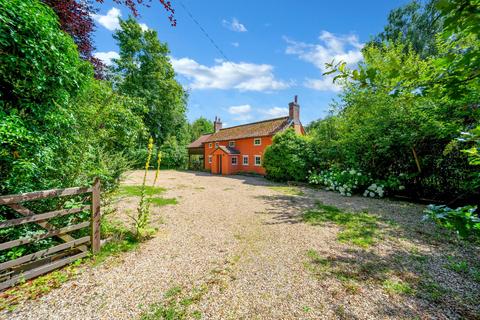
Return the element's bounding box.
[214,116,223,133]
[288,95,300,125]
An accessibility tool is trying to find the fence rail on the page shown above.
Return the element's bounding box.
[0,178,100,291]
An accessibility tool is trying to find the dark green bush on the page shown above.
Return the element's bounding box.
[263,129,314,181]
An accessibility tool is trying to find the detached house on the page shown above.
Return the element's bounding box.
[187,96,305,175]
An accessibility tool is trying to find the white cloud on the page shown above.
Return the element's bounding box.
[260,107,288,117]
[222,18,247,32]
[228,104,251,114]
[92,7,121,31]
[231,42,240,47]
[304,77,342,92]
[139,23,149,31]
[171,57,290,92]
[93,51,120,65]
[285,30,363,91]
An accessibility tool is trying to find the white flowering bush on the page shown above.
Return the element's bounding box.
[363,183,385,198]
[308,168,370,196]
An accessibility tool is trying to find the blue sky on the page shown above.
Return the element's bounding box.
[92,0,408,127]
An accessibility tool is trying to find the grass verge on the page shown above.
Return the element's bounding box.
[303,203,380,247]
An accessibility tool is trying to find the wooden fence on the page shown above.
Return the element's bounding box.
[0,178,100,290]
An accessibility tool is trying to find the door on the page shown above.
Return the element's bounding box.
[218,155,222,174]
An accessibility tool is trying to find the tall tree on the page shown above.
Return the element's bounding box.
[371,0,443,58]
[190,117,214,142]
[112,17,188,145]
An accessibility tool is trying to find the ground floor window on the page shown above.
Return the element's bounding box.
[242,155,248,165]
[231,156,238,165]
[208,155,212,163]
[254,155,261,166]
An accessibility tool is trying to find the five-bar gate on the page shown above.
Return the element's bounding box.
[0,178,100,290]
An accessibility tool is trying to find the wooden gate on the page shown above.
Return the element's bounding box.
[0,178,100,290]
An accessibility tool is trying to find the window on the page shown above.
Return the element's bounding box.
[209,143,212,148]
[242,155,248,165]
[215,142,219,148]
[208,155,212,164]
[254,155,261,166]
[231,156,238,165]
[229,141,235,147]
[254,138,261,146]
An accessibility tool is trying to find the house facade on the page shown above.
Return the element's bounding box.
[187,96,304,175]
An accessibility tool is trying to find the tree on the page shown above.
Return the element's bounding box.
[42,0,176,78]
[189,117,214,142]
[371,0,443,58]
[112,17,188,146]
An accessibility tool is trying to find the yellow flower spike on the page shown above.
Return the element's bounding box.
[153,151,162,186]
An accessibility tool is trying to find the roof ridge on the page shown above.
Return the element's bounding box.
[220,116,289,131]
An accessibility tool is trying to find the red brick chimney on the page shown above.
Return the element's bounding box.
[214,116,222,133]
[289,95,300,125]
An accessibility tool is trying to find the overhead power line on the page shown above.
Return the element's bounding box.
[177,0,232,63]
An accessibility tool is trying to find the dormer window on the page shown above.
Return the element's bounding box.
[209,143,212,148]
[215,142,219,148]
[254,138,261,146]
[229,141,235,147]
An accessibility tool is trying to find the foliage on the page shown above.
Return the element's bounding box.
[0,0,91,194]
[112,17,189,147]
[310,40,479,200]
[42,0,105,78]
[371,0,443,58]
[160,135,188,169]
[189,117,213,142]
[423,204,480,239]
[263,129,314,182]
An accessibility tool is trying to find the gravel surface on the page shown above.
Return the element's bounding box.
[5,170,480,319]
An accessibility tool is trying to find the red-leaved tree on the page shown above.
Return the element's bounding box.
[43,0,175,78]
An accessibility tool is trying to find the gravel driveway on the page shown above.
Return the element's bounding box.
[6,170,480,319]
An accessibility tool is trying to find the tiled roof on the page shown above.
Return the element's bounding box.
[205,117,290,142]
[187,133,212,148]
[214,146,240,155]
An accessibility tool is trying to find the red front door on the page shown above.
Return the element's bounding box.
[217,155,222,174]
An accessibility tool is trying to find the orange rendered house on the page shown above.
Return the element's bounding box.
[188,96,305,175]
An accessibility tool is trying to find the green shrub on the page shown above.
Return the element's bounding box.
[263,129,313,181]
[423,205,480,240]
[160,135,188,169]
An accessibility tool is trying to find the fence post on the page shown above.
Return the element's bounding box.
[91,177,101,254]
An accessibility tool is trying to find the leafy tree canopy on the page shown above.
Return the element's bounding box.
[189,117,214,142]
[112,17,189,146]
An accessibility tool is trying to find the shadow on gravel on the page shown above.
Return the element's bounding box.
[254,193,315,224]
[189,171,276,187]
[256,188,480,319]
[306,244,480,319]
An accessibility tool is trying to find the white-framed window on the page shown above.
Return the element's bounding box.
[242,155,248,165]
[254,138,261,146]
[231,156,238,165]
[215,142,219,148]
[209,143,212,148]
[229,141,235,147]
[208,155,212,164]
[254,155,261,166]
